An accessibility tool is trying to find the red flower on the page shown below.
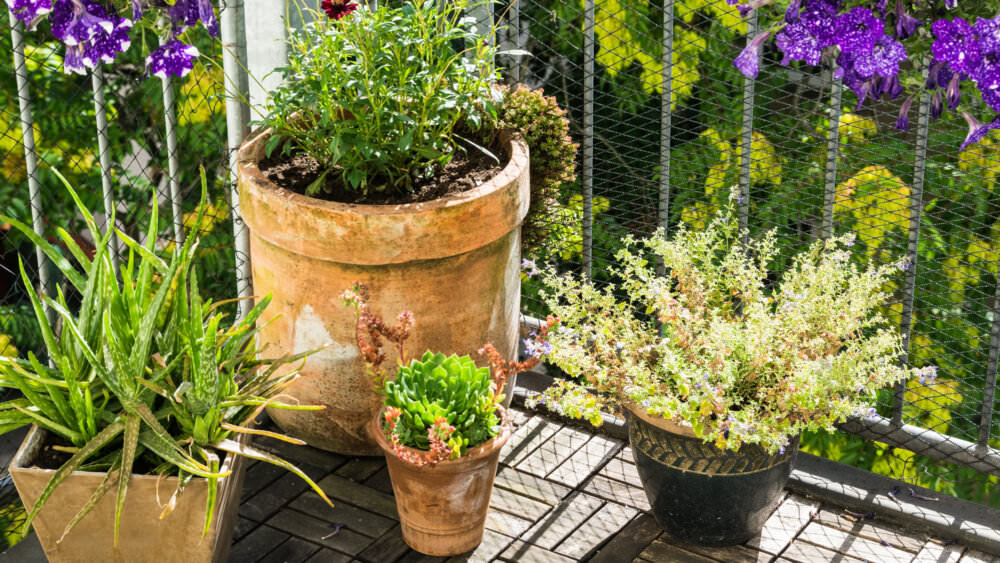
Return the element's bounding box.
[321,0,358,20]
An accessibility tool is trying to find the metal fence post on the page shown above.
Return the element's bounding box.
[91,66,120,273]
[820,74,842,239]
[737,11,758,239]
[582,0,595,279]
[658,0,675,236]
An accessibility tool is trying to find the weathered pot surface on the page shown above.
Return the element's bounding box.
[626,405,798,547]
[9,425,246,563]
[372,407,512,556]
[238,129,530,455]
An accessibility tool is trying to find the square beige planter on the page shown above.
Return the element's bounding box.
[9,425,247,563]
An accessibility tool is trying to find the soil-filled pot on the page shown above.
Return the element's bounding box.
[9,425,247,563]
[372,407,512,556]
[627,406,799,547]
[238,131,530,455]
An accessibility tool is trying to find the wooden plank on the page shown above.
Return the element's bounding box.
[746,494,818,555]
[598,455,644,489]
[500,416,561,467]
[961,549,1000,563]
[548,434,622,488]
[499,540,576,563]
[257,537,322,563]
[516,425,591,478]
[493,467,572,505]
[239,472,310,522]
[684,542,774,563]
[241,460,286,502]
[334,457,385,481]
[812,507,926,552]
[304,549,353,563]
[913,541,965,563]
[234,516,260,541]
[228,525,289,563]
[266,509,374,556]
[252,435,347,478]
[445,529,515,563]
[355,524,411,563]
[555,502,639,559]
[520,492,605,550]
[484,507,535,537]
[316,473,399,520]
[795,521,915,563]
[589,514,662,563]
[583,474,650,511]
[290,490,396,538]
[489,486,553,521]
[639,538,719,563]
[363,466,395,496]
[777,540,865,562]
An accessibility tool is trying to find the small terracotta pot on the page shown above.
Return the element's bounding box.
[626,406,798,546]
[9,425,247,563]
[238,130,530,455]
[372,407,512,556]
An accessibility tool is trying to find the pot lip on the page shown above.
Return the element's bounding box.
[238,126,528,217]
[624,402,698,439]
[371,405,513,468]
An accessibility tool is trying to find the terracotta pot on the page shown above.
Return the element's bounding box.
[372,406,512,556]
[9,425,247,563]
[626,406,798,546]
[238,130,530,455]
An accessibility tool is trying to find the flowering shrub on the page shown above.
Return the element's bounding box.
[529,188,935,454]
[342,283,549,466]
[732,0,1000,150]
[262,0,498,195]
[5,0,217,77]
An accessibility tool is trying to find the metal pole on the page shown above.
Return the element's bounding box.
[511,0,521,84]
[658,0,675,235]
[221,0,254,320]
[981,263,1000,446]
[582,0,595,279]
[9,14,54,326]
[821,74,842,239]
[737,11,758,240]
[91,65,120,273]
[160,72,185,247]
[894,88,930,426]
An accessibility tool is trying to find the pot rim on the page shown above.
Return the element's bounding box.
[624,402,698,439]
[371,405,513,470]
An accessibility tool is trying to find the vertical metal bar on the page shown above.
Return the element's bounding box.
[581,0,595,279]
[737,11,758,239]
[658,0,674,235]
[9,14,54,325]
[160,74,185,247]
[91,65,120,273]
[895,88,930,426]
[821,74,842,239]
[222,0,254,320]
[982,266,1000,446]
[511,0,521,83]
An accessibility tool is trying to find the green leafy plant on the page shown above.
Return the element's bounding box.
[0,171,332,544]
[529,188,936,454]
[342,283,548,465]
[262,0,499,195]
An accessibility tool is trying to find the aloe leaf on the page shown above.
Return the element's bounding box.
[213,438,333,507]
[21,420,126,535]
[199,449,220,538]
[17,260,72,379]
[49,168,101,245]
[0,217,85,290]
[129,403,225,478]
[220,423,306,445]
[112,414,141,546]
[57,453,122,544]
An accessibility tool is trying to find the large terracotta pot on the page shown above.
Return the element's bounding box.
[9,425,247,563]
[238,130,530,455]
[627,406,799,547]
[372,407,511,556]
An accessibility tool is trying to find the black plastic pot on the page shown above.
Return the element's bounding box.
[627,407,799,547]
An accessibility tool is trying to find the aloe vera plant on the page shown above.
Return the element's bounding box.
[0,171,332,544]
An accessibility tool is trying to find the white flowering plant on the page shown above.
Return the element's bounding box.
[528,190,935,454]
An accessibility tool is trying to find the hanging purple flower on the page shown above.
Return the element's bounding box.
[195,0,218,37]
[946,72,962,109]
[874,0,888,17]
[146,39,199,79]
[834,7,884,55]
[959,111,1000,151]
[973,53,1000,111]
[851,35,907,79]
[63,43,85,74]
[944,0,957,8]
[925,60,953,90]
[930,90,944,120]
[82,16,131,66]
[894,0,921,40]
[932,18,980,74]
[734,30,771,79]
[784,0,802,24]
[800,0,839,48]
[895,95,915,131]
[130,0,142,20]
[6,0,52,26]
[776,21,823,66]
[974,16,1000,57]
[838,55,872,109]
[50,0,113,46]
[167,0,199,31]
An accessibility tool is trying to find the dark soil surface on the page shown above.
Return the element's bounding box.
[259,137,508,205]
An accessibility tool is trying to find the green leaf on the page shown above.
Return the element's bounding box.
[113,414,141,546]
[212,438,333,508]
[58,453,122,544]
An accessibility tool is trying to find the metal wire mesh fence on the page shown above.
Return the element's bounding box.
[504,0,1000,508]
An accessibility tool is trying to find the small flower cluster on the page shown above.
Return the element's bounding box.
[6,0,216,77]
[534,190,935,454]
[382,407,456,467]
[341,283,413,388]
[734,0,1000,151]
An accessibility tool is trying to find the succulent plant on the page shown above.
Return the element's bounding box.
[383,352,499,456]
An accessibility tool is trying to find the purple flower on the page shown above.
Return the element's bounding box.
[63,43,85,74]
[945,0,957,8]
[925,60,953,90]
[973,53,1000,112]
[975,16,1000,57]
[880,73,904,100]
[784,0,802,24]
[959,111,1000,152]
[82,16,131,66]
[521,258,540,278]
[894,0,921,40]
[895,95,915,131]
[734,30,772,79]
[50,0,114,46]
[932,18,980,74]
[835,7,884,55]
[195,0,218,37]
[130,0,142,20]
[146,39,199,79]
[167,0,199,31]
[931,90,944,120]
[6,0,52,26]
[852,35,907,80]
[800,0,839,48]
[523,338,552,358]
[918,366,938,385]
[776,21,824,66]
[837,51,872,108]
[946,72,962,109]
